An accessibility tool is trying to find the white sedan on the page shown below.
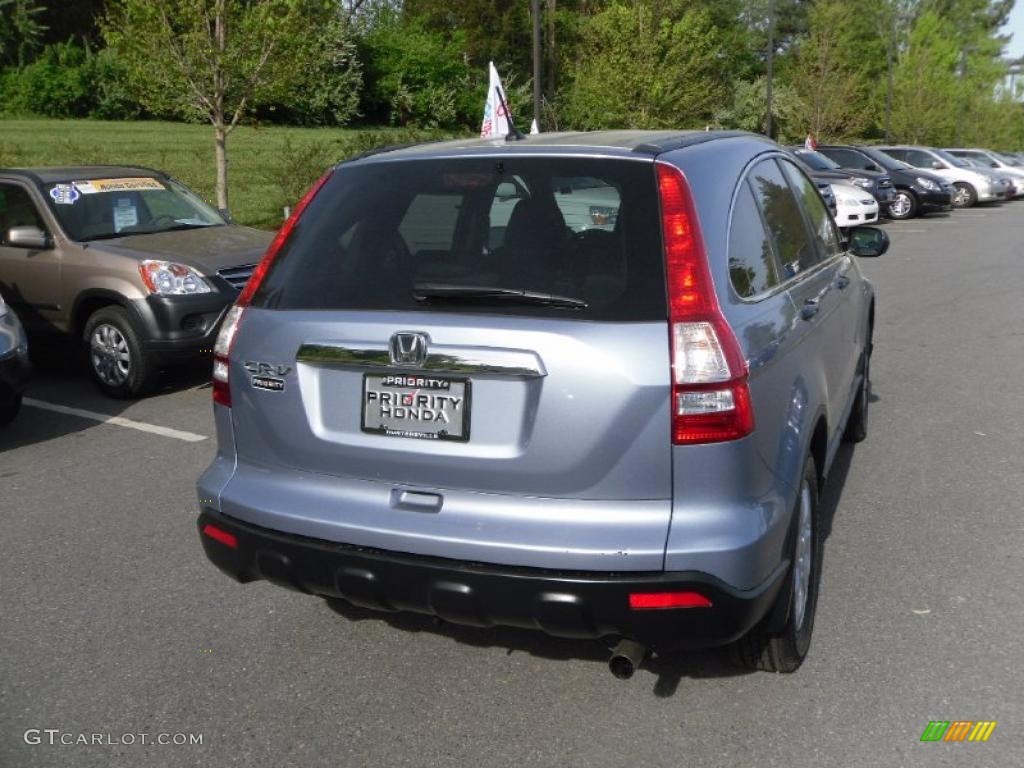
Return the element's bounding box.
[830,182,879,229]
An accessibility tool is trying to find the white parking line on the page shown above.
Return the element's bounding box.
[23,398,208,443]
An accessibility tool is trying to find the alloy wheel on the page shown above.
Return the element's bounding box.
[792,482,814,631]
[90,323,131,387]
[890,193,911,218]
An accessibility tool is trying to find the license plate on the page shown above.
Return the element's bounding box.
[361,373,470,442]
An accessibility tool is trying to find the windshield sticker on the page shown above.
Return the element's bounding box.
[74,177,165,195]
[112,198,138,233]
[50,184,81,205]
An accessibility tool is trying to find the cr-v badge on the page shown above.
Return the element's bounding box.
[244,361,291,392]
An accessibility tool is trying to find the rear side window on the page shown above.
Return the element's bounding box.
[252,157,666,320]
[747,158,820,279]
[778,159,841,261]
[728,181,779,298]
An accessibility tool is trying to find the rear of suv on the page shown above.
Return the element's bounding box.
[197,131,882,675]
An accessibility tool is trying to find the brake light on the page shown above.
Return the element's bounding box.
[212,169,334,408]
[629,591,713,610]
[201,523,237,549]
[657,163,754,445]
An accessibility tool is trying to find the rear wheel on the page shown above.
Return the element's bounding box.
[83,306,158,398]
[952,183,977,208]
[731,455,822,673]
[888,190,917,220]
[844,349,870,443]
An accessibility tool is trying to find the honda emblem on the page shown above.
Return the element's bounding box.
[389,331,428,367]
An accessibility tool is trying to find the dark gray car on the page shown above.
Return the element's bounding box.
[196,131,884,677]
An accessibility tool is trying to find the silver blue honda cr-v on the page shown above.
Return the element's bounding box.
[197,130,885,677]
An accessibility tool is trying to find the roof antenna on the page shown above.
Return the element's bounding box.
[496,86,526,142]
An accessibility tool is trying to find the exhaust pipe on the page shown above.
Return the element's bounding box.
[608,639,647,680]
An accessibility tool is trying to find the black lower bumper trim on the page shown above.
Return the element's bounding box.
[197,509,787,650]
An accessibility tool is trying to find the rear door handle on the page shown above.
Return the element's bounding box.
[800,298,820,320]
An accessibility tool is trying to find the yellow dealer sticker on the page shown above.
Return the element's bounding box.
[73,177,165,194]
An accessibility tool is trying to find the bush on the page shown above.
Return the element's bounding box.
[0,41,144,119]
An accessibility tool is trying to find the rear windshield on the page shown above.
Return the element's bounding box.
[251,157,667,320]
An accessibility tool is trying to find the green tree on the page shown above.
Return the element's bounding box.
[560,1,737,129]
[785,0,888,140]
[714,76,803,140]
[0,0,47,66]
[104,0,357,211]
[890,10,961,144]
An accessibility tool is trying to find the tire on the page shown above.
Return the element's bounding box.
[0,389,21,427]
[952,182,977,209]
[83,306,158,398]
[731,455,822,673]
[843,349,870,443]
[888,189,917,220]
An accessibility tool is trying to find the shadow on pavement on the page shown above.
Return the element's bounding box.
[325,595,753,698]
[0,338,211,451]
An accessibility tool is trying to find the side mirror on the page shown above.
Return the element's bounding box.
[865,163,880,171]
[848,226,889,258]
[218,207,234,224]
[931,160,944,169]
[7,225,50,249]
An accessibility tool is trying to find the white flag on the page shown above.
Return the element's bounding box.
[480,61,511,138]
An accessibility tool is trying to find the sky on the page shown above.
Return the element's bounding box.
[1002,1,1024,60]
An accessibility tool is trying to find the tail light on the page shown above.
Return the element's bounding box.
[657,163,754,445]
[212,169,334,408]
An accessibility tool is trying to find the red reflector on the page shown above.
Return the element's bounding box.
[629,591,712,610]
[202,523,237,549]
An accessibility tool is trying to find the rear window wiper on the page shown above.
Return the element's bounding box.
[413,283,588,309]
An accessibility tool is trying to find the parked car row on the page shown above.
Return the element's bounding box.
[786,143,1024,230]
[0,166,271,400]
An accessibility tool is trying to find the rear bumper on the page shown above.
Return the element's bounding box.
[197,508,787,651]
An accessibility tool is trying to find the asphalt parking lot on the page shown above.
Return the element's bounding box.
[2,205,1022,768]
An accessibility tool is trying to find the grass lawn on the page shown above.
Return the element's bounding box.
[0,119,454,229]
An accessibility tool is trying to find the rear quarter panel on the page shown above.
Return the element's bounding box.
[657,141,834,589]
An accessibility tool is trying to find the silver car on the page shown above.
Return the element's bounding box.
[196,131,885,677]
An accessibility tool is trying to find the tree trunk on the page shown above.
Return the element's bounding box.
[214,125,229,211]
[546,0,556,96]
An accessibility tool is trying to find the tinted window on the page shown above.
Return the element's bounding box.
[779,159,841,260]
[253,157,666,320]
[748,159,820,279]
[791,149,841,171]
[881,148,908,162]
[821,147,873,170]
[728,181,779,298]
[0,184,46,244]
[905,149,937,168]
